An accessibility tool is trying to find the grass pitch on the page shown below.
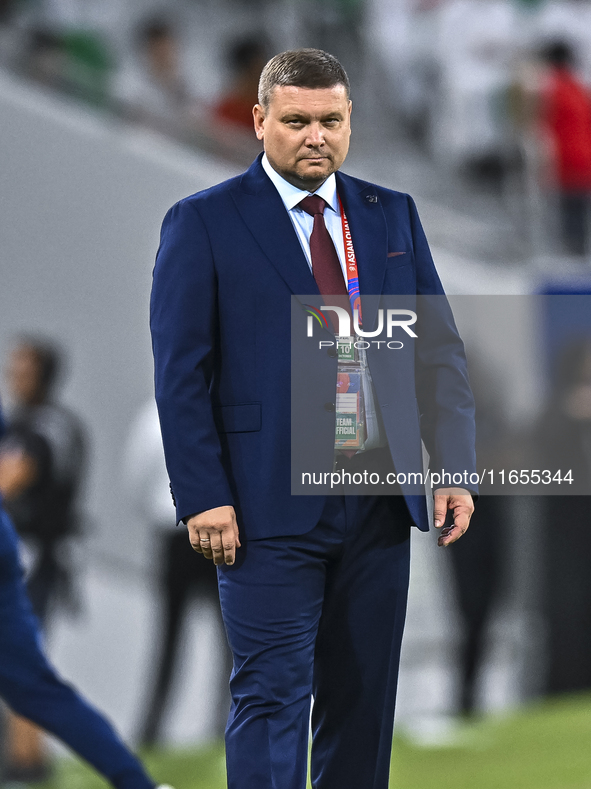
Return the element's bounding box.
[26,693,591,789]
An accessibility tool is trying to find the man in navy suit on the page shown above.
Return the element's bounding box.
[151,49,475,789]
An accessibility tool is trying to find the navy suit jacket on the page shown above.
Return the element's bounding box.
[150,154,476,539]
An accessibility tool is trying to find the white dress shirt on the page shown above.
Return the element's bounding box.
[261,154,387,452]
[261,154,348,282]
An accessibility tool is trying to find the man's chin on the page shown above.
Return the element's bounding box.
[296,162,334,183]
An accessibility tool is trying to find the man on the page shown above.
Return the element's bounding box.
[123,400,231,745]
[0,401,174,789]
[151,49,475,789]
[214,37,269,130]
[113,16,195,140]
[539,40,591,256]
[2,337,85,626]
[0,336,86,778]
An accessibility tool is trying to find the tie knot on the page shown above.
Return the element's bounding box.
[299,195,327,217]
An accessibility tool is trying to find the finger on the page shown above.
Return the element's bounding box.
[432,495,449,528]
[452,507,472,533]
[438,505,472,547]
[199,532,214,560]
[187,523,203,553]
[222,525,239,566]
[438,523,465,546]
[209,532,225,566]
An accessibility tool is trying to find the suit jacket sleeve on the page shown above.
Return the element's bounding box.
[409,195,477,487]
[150,199,234,523]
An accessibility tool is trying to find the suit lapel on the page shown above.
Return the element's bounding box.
[232,159,388,335]
[336,171,388,333]
[231,156,320,299]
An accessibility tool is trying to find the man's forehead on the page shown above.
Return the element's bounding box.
[268,84,349,114]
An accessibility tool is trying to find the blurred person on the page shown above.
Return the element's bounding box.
[208,35,266,164]
[539,337,591,694]
[506,54,549,255]
[124,400,231,746]
[0,408,176,789]
[214,37,269,130]
[0,336,85,780]
[21,28,67,90]
[1,337,85,627]
[447,357,508,716]
[113,16,196,137]
[433,0,517,173]
[150,48,476,788]
[539,40,591,255]
[448,498,504,715]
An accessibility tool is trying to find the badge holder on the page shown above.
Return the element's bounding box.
[334,337,367,451]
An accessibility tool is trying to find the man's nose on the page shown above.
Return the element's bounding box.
[305,123,325,147]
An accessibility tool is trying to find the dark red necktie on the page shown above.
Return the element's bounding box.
[299,195,348,299]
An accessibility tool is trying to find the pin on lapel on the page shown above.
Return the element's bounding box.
[366,194,378,203]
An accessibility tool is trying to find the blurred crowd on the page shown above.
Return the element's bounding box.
[1,0,591,252]
[391,0,591,258]
[0,0,273,162]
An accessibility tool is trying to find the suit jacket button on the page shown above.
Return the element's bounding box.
[327,347,337,358]
[324,402,335,412]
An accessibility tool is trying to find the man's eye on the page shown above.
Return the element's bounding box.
[286,120,304,127]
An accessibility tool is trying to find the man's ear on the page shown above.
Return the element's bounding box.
[253,104,265,140]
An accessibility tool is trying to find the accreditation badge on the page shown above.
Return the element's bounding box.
[335,365,366,450]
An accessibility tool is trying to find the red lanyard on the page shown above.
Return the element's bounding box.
[338,196,361,324]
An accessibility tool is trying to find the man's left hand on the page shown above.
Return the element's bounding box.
[433,487,474,547]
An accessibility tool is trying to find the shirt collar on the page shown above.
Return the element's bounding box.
[262,154,339,214]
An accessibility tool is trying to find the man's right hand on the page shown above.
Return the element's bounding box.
[186,506,240,566]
